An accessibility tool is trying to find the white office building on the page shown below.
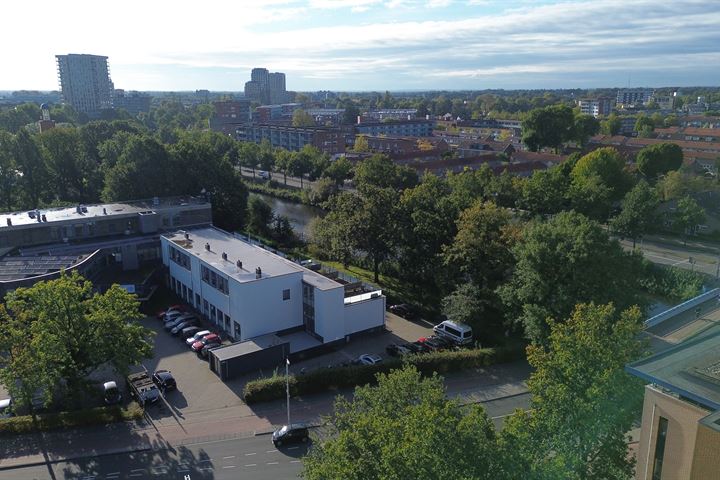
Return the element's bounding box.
[161,227,385,348]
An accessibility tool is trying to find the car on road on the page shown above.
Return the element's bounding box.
[385,343,413,357]
[186,330,212,347]
[388,303,418,320]
[192,333,221,353]
[103,381,122,405]
[356,354,383,366]
[272,424,309,447]
[152,370,177,392]
[258,170,270,180]
[0,398,13,418]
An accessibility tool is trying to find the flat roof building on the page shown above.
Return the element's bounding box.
[56,54,114,118]
[161,227,385,355]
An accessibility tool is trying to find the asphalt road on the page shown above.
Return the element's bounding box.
[619,237,720,279]
[239,167,313,190]
[0,393,530,480]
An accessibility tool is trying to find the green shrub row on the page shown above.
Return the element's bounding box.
[0,402,144,436]
[245,179,305,204]
[639,260,706,302]
[244,347,524,404]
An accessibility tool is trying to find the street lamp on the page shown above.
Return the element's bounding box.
[286,357,291,427]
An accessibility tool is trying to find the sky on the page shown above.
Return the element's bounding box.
[2,0,719,92]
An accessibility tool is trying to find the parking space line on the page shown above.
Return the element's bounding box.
[245,463,257,467]
[245,452,256,456]
[223,455,235,459]
[290,460,302,463]
[223,465,237,469]
[266,449,278,453]
[267,461,279,465]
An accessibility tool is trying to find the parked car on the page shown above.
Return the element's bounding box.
[0,398,13,418]
[386,343,412,357]
[186,330,212,347]
[180,326,201,341]
[171,318,199,335]
[418,336,445,352]
[433,320,473,346]
[272,424,309,447]
[152,370,177,392]
[103,381,122,405]
[405,341,430,354]
[156,304,191,319]
[192,333,221,352]
[388,304,418,320]
[127,372,160,407]
[165,313,197,330]
[356,354,383,366]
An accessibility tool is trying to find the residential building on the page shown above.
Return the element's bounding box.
[236,123,345,154]
[355,119,434,137]
[209,100,252,135]
[616,88,654,107]
[268,72,288,104]
[113,90,151,116]
[161,227,385,347]
[243,81,264,103]
[253,103,302,123]
[577,97,613,117]
[361,109,418,121]
[627,319,720,480]
[55,54,114,118]
[244,67,288,104]
[306,108,345,126]
[651,95,675,110]
[37,103,55,133]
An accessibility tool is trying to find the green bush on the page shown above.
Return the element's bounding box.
[244,347,520,404]
[639,260,705,302]
[245,179,305,204]
[0,402,143,436]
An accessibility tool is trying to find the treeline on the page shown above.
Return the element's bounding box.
[310,143,706,345]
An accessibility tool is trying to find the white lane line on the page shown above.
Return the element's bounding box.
[106,473,120,477]
[290,460,302,463]
[267,461,279,465]
[287,446,299,450]
[223,465,237,469]
[223,455,235,459]
[245,463,257,467]
[245,452,257,456]
[266,449,278,453]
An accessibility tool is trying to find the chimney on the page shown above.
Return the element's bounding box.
[236,260,243,270]
[255,267,262,279]
[6,218,11,226]
[103,207,107,215]
[221,252,228,261]
[205,242,211,251]
[184,232,190,240]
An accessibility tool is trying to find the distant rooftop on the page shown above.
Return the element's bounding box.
[0,196,209,229]
[0,253,88,282]
[627,322,720,411]
[165,227,342,291]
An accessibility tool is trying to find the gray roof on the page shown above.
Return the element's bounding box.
[627,323,720,410]
[0,254,86,281]
[0,196,208,229]
[211,334,288,361]
[166,227,342,290]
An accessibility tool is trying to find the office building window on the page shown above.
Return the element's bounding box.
[195,293,200,308]
[652,417,669,480]
[283,289,290,301]
[203,300,209,316]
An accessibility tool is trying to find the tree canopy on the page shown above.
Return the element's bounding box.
[636,143,683,179]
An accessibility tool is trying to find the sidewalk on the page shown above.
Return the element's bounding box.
[0,361,530,471]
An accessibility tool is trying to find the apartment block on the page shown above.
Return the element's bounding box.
[56,54,114,118]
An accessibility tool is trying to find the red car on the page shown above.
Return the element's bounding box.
[191,333,220,352]
[156,304,191,319]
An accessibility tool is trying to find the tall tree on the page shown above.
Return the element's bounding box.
[322,156,353,186]
[610,180,660,248]
[521,104,576,152]
[302,366,509,480]
[14,128,47,208]
[274,149,293,185]
[573,113,600,147]
[521,166,570,215]
[354,154,417,191]
[0,131,18,211]
[600,113,621,136]
[246,195,274,237]
[569,147,632,220]
[39,127,100,203]
[636,143,683,179]
[292,109,315,127]
[502,303,646,480]
[311,192,364,267]
[355,186,399,283]
[0,272,153,409]
[499,211,645,344]
[673,195,705,244]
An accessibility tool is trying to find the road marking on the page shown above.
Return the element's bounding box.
[151,465,170,475]
[245,452,256,456]
[223,455,235,459]
[177,464,190,473]
[266,449,278,453]
[290,460,302,463]
[245,463,257,467]
[287,446,299,450]
[267,461,279,465]
[223,465,237,469]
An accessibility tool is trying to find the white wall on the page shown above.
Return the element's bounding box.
[230,272,303,340]
[313,287,345,342]
[343,296,386,336]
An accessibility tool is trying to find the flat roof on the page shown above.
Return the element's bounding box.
[211,334,288,361]
[0,254,86,281]
[627,323,720,411]
[0,196,209,229]
[165,227,342,290]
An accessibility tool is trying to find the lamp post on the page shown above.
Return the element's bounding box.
[286,357,291,427]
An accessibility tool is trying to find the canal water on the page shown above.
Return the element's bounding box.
[251,192,324,238]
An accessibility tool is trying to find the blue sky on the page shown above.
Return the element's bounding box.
[2,0,719,91]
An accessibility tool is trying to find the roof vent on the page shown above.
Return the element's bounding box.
[185,232,190,240]
[221,252,228,261]
[205,242,211,251]
[236,260,243,270]
[255,267,262,279]
[103,207,107,215]
[41,214,47,222]
[6,218,11,226]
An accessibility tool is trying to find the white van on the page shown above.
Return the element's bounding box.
[433,320,473,346]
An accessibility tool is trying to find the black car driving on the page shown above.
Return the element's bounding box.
[152,370,177,392]
[272,424,309,447]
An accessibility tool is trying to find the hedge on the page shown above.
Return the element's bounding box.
[244,346,525,404]
[0,402,144,436]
